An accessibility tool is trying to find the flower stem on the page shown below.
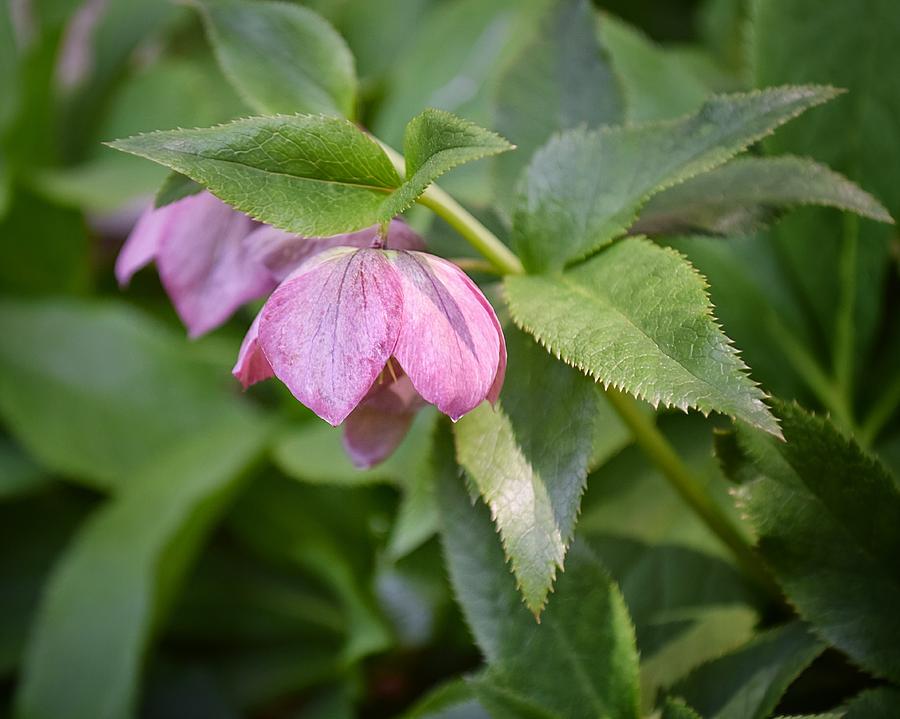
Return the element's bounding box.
[604,388,783,601]
[417,189,524,275]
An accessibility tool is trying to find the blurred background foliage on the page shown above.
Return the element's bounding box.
[1,0,898,717]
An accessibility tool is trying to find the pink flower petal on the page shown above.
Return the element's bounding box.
[115,203,168,287]
[258,248,404,426]
[232,311,273,389]
[342,373,424,469]
[390,252,504,421]
[154,192,277,338]
[244,219,425,282]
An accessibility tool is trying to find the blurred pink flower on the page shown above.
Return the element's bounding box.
[233,245,506,467]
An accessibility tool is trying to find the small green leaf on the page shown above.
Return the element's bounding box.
[512,85,839,272]
[505,237,781,435]
[492,0,623,216]
[401,678,490,719]
[669,622,825,719]
[454,327,606,614]
[13,413,268,719]
[379,108,513,219]
[725,401,900,682]
[196,0,357,117]
[155,171,202,208]
[0,300,251,490]
[635,156,893,236]
[438,426,641,719]
[662,698,703,719]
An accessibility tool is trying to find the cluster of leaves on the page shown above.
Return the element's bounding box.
[1,0,899,718]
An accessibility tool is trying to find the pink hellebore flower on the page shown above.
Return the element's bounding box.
[115,190,421,338]
[233,247,507,468]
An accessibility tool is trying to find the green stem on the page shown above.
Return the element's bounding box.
[834,213,859,412]
[860,373,900,446]
[767,317,855,433]
[417,189,524,275]
[605,389,783,601]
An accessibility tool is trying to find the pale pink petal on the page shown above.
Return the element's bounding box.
[257,248,404,426]
[232,311,273,389]
[244,219,426,282]
[342,373,424,468]
[115,203,167,287]
[155,192,277,338]
[390,252,504,421]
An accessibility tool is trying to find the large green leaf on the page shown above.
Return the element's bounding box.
[438,426,640,719]
[754,0,900,371]
[454,327,610,614]
[511,85,837,272]
[492,0,623,217]
[725,401,900,682]
[13,412,268,719]
[597,12,709,123]
[197,0,357,117]
[505,237,781,435]
[110,110,505,235]
[0,300,250,490]
[401,679,490,719]
[635,156,892,237]
[668,622,825,719]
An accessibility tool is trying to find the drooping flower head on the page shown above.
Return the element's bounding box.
[234,246,506,466]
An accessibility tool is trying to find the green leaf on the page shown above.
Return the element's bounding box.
[635,156,893,236]
[662,698,703,719]
[0,489,91,675]
[511,86,838,272]
[196,0,357,117]
[725,401,900,682]
[155,171,202,208]
[108,114,400,236]
[401,678,490,719]
[379,108,513,219]
[0,439,50,500]
[844,688,900,719]
[754,0,900,368]
[13,412,268,719]
[597,12,709,123]
[438,426,641,719]
[669,622,825,719]
[454,327,607,614]
[505,237,781,435]
[110,111,505,235]
[0,300,250,490]
[492,0,623,217]
[0,190,90,295]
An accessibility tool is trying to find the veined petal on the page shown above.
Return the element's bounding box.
[390,252,503,421]
[244,218,425,282]
[342,373,424,469]
[155,192,276,338]
[115,203,167,287]
[258,248,404,426]
[232,311,273,389]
